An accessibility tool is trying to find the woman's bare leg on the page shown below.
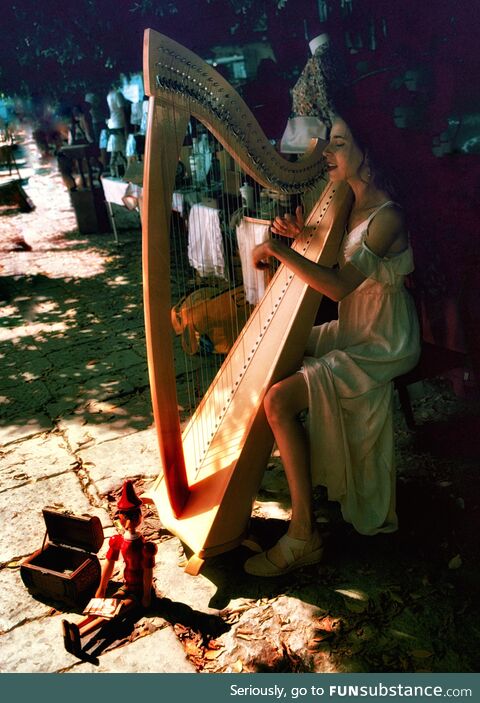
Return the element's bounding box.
[262,372,319,567]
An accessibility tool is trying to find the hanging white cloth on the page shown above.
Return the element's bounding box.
[235,218,270,304]
[187,203,226,279]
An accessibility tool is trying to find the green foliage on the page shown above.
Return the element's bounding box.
[1,0,290,100]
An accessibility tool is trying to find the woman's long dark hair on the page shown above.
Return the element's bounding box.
[332,93,405,201]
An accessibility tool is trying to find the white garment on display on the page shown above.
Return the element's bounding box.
[235,219,270,304]
[130,101,143,127]
[106,132,126,154]
[126,134,137,158]
[280,115,327,154]
[187,204,226,279]
[139,101,149,135]
[106,90,126,129]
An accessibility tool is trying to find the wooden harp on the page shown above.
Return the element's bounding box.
[142,29,353,574]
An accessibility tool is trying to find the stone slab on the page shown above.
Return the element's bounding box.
[153,536,218,615]
[0,432,74,490]
[0,415,54,446]
[215,595,333,673]
[70,624,196,673]
[0,567,52,633]
[0,614,88,672]
[0,471,110,563]
[78,428,160,496]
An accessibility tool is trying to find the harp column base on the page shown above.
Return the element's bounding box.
[183,554,205,576]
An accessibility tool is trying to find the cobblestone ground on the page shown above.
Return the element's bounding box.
[0,131,479,674]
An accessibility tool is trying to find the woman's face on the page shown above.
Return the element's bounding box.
[322,118,365,183]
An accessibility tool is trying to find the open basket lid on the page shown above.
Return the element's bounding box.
[42,508,104,553]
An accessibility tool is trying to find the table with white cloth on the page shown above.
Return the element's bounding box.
[235,216,271,305]
[100,176,142,242]
[100,176,203,242]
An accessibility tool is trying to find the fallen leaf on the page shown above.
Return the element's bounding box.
[233,659,243,672]
[411,649,433,659]
[312,630,334,642]
[185,641,202,657]
[204,649,222,660]
[206,641,223,651]
[448,554,462,569]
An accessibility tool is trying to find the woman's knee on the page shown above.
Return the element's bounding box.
[264,382,295,425]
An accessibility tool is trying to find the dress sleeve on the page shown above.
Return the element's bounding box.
[105,534,122,561]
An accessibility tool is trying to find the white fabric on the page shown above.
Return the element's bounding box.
[106,90,126,129]
[299,202,420,536]
[130,101,143,126]
[106,132,126,154]
[101,176,130,205]
[126,133,137,157]
[280,116,327,154]
[172,189,201,216]
[101,177,140,206]
[101,177,184,214]
[99,128,108,150]
[187,204,226,279]
[235,219,270,304]
[139,100,149,135]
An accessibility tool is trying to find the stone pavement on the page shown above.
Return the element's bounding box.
[1,132,478,675]
[0,134,322,674]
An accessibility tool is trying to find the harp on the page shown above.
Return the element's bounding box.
[141,29,353,574]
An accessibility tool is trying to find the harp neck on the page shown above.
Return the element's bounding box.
[143,28,326,194]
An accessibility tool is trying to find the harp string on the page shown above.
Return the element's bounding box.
[168,113,253,477]
[167,105,310,479]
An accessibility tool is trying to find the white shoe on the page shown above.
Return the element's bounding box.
[244,531,324,577]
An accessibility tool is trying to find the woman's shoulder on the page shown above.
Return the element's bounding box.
[368,201,405,233]
[365,202,408,257]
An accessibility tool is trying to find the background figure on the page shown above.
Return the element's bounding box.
[280,33,348,154]
[105,82,129,176]
[68,103,94,145]
[84,92,107,145]
[31,99,65,158]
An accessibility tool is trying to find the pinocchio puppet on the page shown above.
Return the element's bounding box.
[62,480,157,656]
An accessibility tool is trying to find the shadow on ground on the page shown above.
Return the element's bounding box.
[166,390,480,673]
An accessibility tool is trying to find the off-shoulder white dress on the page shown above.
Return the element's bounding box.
[300,201,420,535]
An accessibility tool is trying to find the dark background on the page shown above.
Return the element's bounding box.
[2,0,479,384]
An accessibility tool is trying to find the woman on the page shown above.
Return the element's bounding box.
[244,114,420,577]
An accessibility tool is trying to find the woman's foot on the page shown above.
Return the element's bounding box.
[244,530,324,577]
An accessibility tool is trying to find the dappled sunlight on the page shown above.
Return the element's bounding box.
[335,588,369,602]
[108,275,131,287]
[0,320,68,342]
[0,135,149,438]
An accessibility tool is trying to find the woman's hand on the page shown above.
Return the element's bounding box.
[252,241,272,270]
[271,205,304,239]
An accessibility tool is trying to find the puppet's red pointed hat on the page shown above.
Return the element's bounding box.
[117,480,143,511]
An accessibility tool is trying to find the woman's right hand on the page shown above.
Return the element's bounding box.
[271,205,304,239]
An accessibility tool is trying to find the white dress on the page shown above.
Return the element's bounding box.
[300,202,420,535]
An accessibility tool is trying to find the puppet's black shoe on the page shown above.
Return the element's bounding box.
[62,619,82,656]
